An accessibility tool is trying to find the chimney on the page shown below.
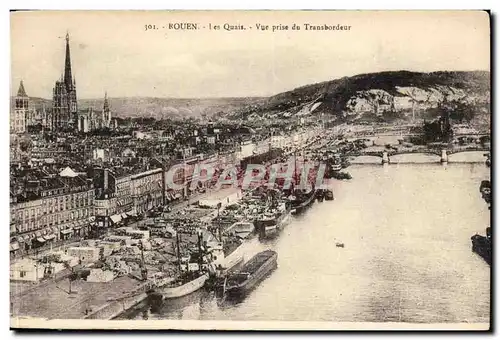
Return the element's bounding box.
[104,168,109,190]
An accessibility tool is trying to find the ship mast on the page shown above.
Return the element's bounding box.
[140,240,148,281]
[176,231,182,272]
[217,202,222,242]
[197,230,203,271]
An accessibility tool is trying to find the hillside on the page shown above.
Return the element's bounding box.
[78,97,267,119]
[12,71,489,125]
[231,70,490,122]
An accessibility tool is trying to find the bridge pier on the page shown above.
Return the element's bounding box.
[441,149,448,163]
[382,151,389,164]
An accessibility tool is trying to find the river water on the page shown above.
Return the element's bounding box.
[119,159,490,324]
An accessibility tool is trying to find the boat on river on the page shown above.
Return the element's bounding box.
[325,189,334,201]
[331,171,352,180]
[290,188,317,215]
[471,231,491,265]
[484,153,491,167]
[148,271,209,300]
[254,203,291,239]
[316,189,325,202]
[223,250,278,297]
[148,230,210,301]
[479,180,491,204]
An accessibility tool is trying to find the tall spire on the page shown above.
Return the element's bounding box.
[64,31,73,91]
[103,91,110,112]
[17,80,28,97]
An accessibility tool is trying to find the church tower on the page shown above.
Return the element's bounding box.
[11,80,28,134]
[52,32,78,130]
[40,104,51,130]
[102,92,111,128]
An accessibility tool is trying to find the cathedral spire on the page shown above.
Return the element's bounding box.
[64,31,73,91]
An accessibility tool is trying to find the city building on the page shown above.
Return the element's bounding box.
[130,168,164,216]
[10,258,47,282]
[10,168,94,254]
[93,168,133,229]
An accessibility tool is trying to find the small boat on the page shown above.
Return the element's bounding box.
[316,189,325,202]
[290,188,317,215]
[479,180,491,204]
[471,232,491,265]
[332,171,352,180]
[148,271,209,300]
[223,250,278,297]
[479,180,490,193]
[325,190,334,201]
[484,153,491,167]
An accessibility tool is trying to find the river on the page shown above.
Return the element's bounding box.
[118,160,490,324]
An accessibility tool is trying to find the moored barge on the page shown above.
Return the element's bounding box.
[223,250,278,297]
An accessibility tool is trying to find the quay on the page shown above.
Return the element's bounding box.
[11,275,146,320]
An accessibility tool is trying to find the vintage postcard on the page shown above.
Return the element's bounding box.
[9,10,491,331]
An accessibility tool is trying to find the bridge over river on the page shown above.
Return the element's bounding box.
[348,145,490,164]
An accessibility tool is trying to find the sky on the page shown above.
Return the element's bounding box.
[10,10,490,99]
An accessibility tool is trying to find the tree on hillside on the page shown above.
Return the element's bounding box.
[439,99,475,123]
